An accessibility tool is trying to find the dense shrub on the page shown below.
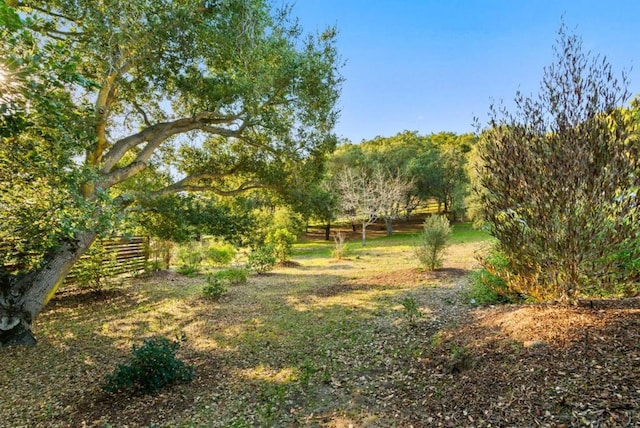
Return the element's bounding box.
[203,275,227,301]
[415,215,451,271]
[265,228,296,262]
[206,241,236,266]
[478,28,640,300]
[247,245,276,274]
[102,335,194,395]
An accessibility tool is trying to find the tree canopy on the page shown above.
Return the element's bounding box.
[0,0,342,345]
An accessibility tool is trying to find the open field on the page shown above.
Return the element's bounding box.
[1,223,639,427]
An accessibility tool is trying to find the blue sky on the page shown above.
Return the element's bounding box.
[291,1,640,143]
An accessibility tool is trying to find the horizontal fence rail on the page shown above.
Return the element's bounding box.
[65,236,149,285]
[0,236,149,284]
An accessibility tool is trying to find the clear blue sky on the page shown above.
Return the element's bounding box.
[291,1,640,143]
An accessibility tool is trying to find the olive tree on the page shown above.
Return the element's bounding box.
[0,0,341,345]
[479,26,639,301]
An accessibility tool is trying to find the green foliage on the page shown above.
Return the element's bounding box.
[400,296,422,325]
[72,243,118,292]
[265,228,296,263]
[102,335,194,395]
[176,240,238,276]
[176,242,205,276]
[130,195,256,246]
[206,241,236,267]
[447,344,471,374]
[175,265,199,277]
[202,276,226,301]
[271,207,306,238]
[213,268,248,285]
[247,246,277,274]
[468,251,523,305]
[479,26,640,300]
[416,215,452,271]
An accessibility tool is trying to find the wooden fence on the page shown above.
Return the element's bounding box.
[65,236,149,284]
[0,236,149,283]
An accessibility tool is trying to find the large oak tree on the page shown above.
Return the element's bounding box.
[0,0,341,345]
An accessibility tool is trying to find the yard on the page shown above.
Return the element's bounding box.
[1,224,638,427]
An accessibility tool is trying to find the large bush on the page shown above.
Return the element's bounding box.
[479,27,640,300]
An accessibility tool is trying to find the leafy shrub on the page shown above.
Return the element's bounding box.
[468,250,523,304]
[415,215,452,271]
[247,245,276,274]
[74,244,118,292]
[591,240,640,297]
[214,268,248,285]
[203,275,227,301]
[102,335,194,395]
[478,29,640,300]
[206,241,236,267]
[176,242,205,275]
[265,228,296,262]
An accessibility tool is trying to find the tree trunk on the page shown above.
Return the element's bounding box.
[324,221,331,241]
[351,222,356,232]
[0,232,96,346]
[361,224,367,246]
[384,217,394,236]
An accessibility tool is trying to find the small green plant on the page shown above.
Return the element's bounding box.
[416,215,452,271]
[447,344,471,374]
[214,268,248,285]
[247,245,276,274]
[400,296,422,325]
[331,231,348,260]
[203,275,226,301]
[298,360,317,385]
[205,241,236,267]
[265,228,296,262]
[102,335,194,395]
